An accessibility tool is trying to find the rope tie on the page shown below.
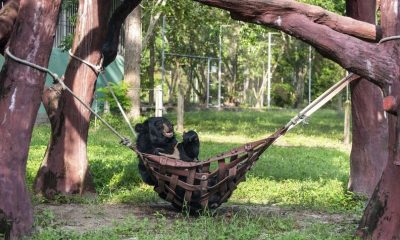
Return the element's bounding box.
[378,35,400,45]
[68,49,136,138]
[4,47,134,149]
[68,49,104,74]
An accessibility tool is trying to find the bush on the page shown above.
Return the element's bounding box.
[272,83,296,107]
[97,81,132,113]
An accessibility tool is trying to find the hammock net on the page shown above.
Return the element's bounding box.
[134,127,288,211]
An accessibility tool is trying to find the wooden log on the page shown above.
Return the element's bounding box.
[193,0,394,86]
[383,95,398,115]
[195,0,380,41]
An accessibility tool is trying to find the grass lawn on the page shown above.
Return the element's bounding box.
[26,108,364,239]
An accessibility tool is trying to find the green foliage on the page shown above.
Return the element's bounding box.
[97,81,132,113]
[298,0,346,14]
[58,33,74,52]
[272,83,296,107]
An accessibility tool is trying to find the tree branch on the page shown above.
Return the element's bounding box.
[195,0,381,41]
[142,0,167,50]
[102,0,142,67]
[194,0,395,86]
[0,0,19,54]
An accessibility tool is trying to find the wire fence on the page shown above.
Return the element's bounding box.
[53,0,125,56]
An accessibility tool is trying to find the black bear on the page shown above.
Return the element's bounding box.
[177,130,200,162]
[134,117,200,185]
[135,117,177,185]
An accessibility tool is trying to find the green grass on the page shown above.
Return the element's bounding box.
[26,108,363,239]
[30,210,356,240]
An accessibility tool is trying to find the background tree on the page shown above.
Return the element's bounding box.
[346,0,388,197]
[0,0,61,237]
[34,0,141,197]
[125,6,142,119]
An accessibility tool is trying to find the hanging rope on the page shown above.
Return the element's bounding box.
[378,35,400,45]
[5,47,133,148]
[68,49,104,74]
[68,49,137,138]
[284,73,359,131]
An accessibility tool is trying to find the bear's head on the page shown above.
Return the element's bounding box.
[135,117,177,154]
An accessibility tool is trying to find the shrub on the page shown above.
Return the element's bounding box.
[272,83,296,107]
[97,81,132,113]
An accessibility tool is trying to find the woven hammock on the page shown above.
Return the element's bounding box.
[131,74,358,211]
[134,127,288,210]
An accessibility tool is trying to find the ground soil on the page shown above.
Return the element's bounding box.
[34,203,359,233]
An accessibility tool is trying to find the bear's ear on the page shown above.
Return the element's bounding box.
[135,122,147,133]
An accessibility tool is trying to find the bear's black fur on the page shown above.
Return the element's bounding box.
[177,130,200,162]
[135,117,177,185]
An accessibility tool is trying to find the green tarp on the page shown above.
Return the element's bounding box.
[0,48,124,115]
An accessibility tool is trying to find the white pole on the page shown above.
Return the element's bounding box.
[94,95,98,128]
[161,16,166,86]
[308,45,312,104]
[267,32,272,109]
[207,57,211,108]
[218,27,222,109]
[155,85,163,117]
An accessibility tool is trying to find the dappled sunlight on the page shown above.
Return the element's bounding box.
[103,183,160,204]
[229,177,362,213]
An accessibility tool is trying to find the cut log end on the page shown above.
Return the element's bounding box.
[383,95,398,115]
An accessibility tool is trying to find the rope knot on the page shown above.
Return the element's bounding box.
[120,138,132,147]
[68,49,104,74]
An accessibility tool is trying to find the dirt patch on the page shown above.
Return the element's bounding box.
[34,203,359,233]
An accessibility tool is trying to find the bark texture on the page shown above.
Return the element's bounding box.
[0,0,61,237]
[357,0,400,238]
[34,0,112,197]
[0,0,19,54]
[347,0,389,197]
[125,6,142,119]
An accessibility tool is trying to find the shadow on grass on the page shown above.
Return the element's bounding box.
[166,109,345,140]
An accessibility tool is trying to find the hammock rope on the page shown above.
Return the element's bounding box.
[5,47,360,210]
[68,49,137,139]
[5,47,133,148]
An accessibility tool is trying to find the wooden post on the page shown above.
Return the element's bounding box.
[177,86,184,132]
[103,100,110,114]
[344,100,351,144]
[155,85,163,117]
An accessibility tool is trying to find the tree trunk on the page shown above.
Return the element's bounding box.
[343,99,351,144]
[0,0,61,237]
[357,0,400,238]
[125,6,141,119]
[34,0,111,197]
[294,69,306,108]
[346,0,388,197]
[177,89,184,132]
[148,33,155,104]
